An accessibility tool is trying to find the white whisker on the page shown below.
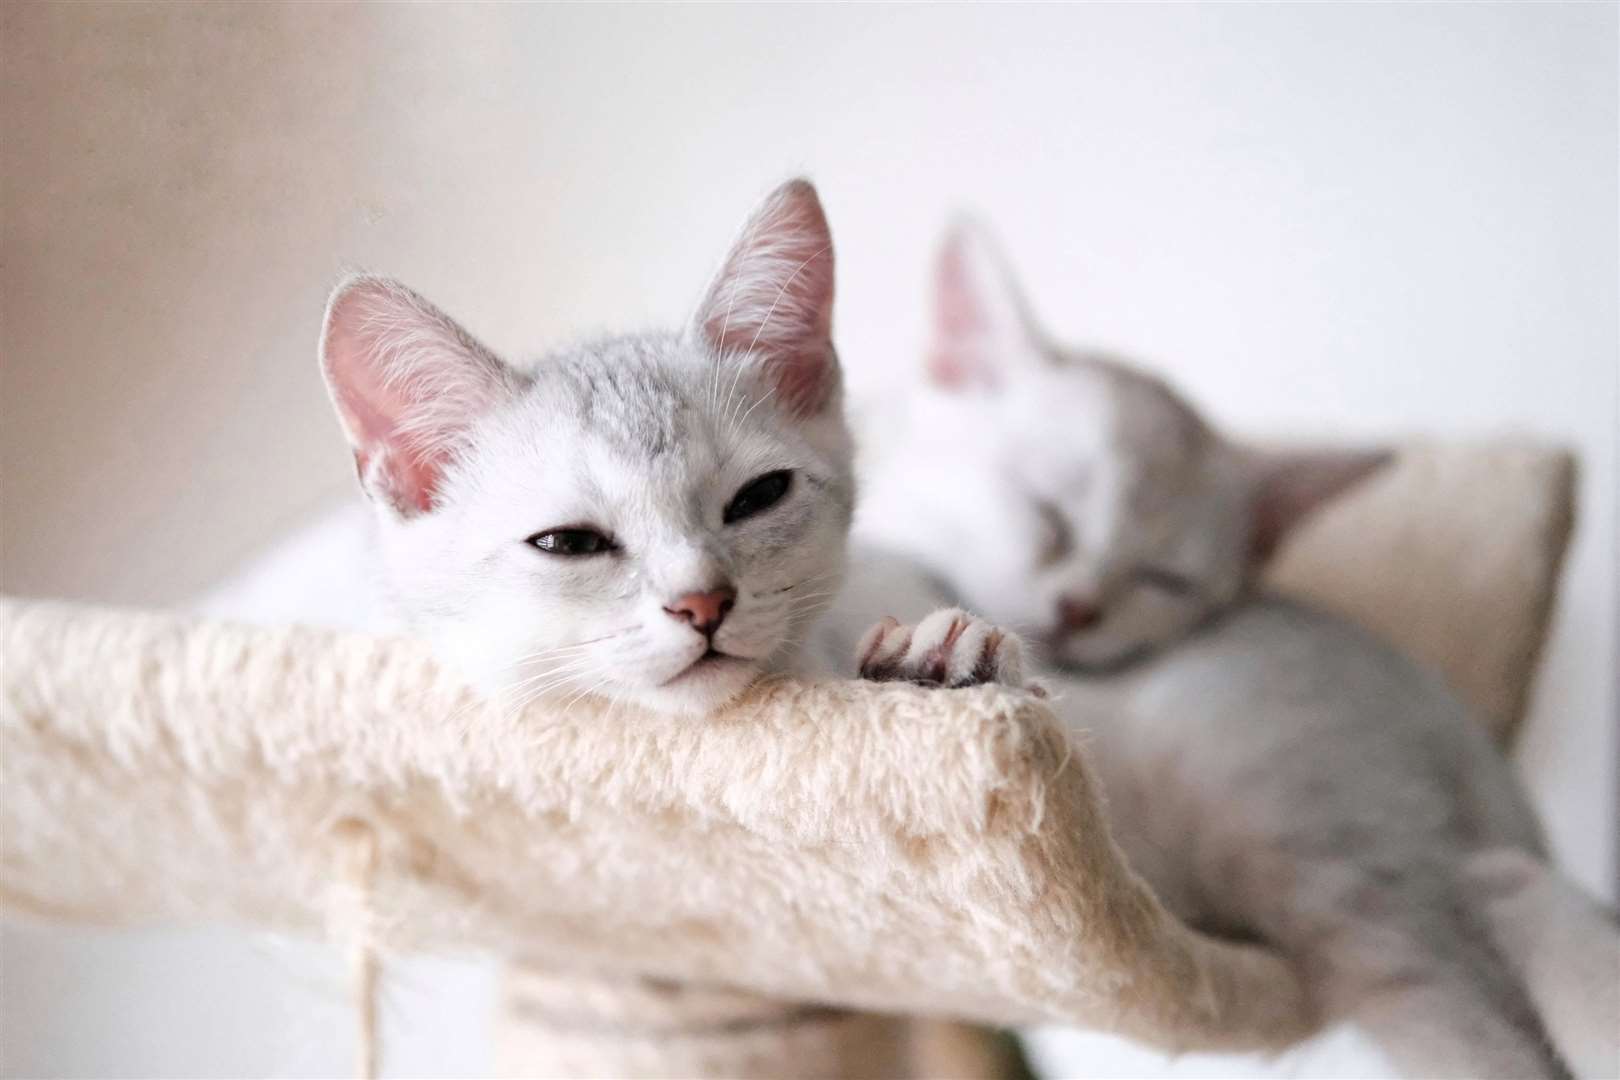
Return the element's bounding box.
[744,242,832,357]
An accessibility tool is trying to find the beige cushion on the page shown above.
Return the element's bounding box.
[1267,442,1575,745]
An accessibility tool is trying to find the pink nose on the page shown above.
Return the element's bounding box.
[664,587,736,636]
[1056,596,1102,633]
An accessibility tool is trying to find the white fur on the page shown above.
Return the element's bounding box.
[318,180,856,717]
[861,362,1252,670]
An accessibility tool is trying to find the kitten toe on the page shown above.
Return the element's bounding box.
[856,616,911,681]
[943,618,996,686]
[860,608,1030,690]
[969,627,1026,687]
[901,608,972,685]
[913,608,1028,688]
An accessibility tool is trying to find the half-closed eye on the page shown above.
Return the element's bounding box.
[1036,500,1073,566]
[724,470,793,525]
[1133,565,1201,597]
[527,527,617,556]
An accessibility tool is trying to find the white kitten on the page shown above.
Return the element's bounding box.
[862,222,1616,1079]
[315,179,863,716]
[862,223,1390,673]
[206,180,1019,716]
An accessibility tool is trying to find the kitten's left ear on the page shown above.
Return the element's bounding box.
[928,218,1042,389]
[1245,447,1394,563]
[694,178,838,418]
[321,275,522,518]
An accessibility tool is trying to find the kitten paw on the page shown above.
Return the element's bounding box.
[856,608,1032,690]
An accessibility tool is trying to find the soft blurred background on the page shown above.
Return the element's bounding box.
[2,3,1614,1077]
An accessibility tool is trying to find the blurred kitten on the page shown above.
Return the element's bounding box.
[860,223,1615,1079]
[204,180,1020,717]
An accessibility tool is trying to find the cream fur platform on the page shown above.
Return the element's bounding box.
[0,443,1577,1078]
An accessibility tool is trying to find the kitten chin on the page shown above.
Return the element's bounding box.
[1049,636,1155,676]
[427,622,764,718]
[621,654,765,717]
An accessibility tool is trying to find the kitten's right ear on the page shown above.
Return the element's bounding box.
[693,179,839,418]
[1245,447,1394,563]
[928,218,1041,389]
[320,275,520,518]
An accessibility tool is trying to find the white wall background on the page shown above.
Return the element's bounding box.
[2,4,1613,1076]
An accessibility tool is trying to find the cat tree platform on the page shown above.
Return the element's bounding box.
[0,442,1576,1078]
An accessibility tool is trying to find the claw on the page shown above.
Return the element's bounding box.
[858,616,913,681]
[919,615,969,685]
[857,609,1029,692]
[968,629,1004,686]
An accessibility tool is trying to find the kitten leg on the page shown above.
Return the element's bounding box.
[857,608,1031,690]
[1356,984,1571,1079]
[1344,914,1572,1079]
[1465,847,1620,1080]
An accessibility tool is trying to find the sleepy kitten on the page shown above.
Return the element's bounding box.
[310,179,1016,716]
[861,223,1614,1079]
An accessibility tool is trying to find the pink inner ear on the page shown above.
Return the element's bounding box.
[1250,448,1393,562]
[350,447,441,516]
[768,345,839,416]
[936,234,992,338]
[928,236,987,388]
[321,277,509,517]
[926,351,974,389]
[325,305,408,450]
[927,222,1026,390]
[698,179,838,418]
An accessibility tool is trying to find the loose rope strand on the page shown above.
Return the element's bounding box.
[332,818,382,1080]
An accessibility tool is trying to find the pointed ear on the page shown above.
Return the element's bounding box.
[693,178,838,418]
[928,218,1040,389]
[1247,447,1394,563]
[320,275,522,517]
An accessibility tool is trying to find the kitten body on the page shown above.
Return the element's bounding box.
[1465,847,1620,1080]
[859,223,1616,1078]
[1071,597,1554,1077]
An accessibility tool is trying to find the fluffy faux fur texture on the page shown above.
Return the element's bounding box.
[0,597,1316,1057]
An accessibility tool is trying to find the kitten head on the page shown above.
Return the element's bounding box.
[321,179,852,715]
[915,220,1388,670]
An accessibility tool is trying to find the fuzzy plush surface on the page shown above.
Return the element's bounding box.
[0,599,1313,1059]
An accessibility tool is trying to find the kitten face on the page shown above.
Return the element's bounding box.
[322,180,852,714]
[894,361,1251,671]
[380,338,852,714]
[886,222,1385,671]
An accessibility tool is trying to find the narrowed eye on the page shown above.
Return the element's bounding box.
[1134,566,1199,596]
[527,527,616,557]
[723,470,792,525]
[1036,501,1073,566]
